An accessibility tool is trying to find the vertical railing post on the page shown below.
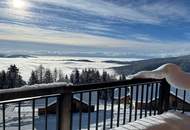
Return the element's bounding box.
[158,79,170,114]
[57,87,72,130]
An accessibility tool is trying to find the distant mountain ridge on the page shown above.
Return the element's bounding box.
[0,54,35,58]
[112,55,190,75]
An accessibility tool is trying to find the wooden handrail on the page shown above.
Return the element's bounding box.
[0,78,162,102]
[72,78,162,93]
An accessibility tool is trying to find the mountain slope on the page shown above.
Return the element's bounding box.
[112,55,190,75]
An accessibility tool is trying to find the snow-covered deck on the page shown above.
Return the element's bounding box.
[1,103,190,130]
[112,111,190,130]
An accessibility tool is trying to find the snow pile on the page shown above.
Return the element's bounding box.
[22,82,71,88]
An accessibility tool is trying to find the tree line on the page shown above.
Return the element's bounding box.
[29,65,126,85]
[0,65,127,100]
[28,65,126,100]
[0,65,126,90]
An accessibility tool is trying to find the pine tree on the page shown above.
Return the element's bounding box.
[102,70,108,82]
[28,71,39,85]
[70,72,75,84]
[43,69,53,83]
[36,65,45,83]
[74,69,80,84]
[64,75,69,83]
[0,70,7,89]
[1,70,7,88]
[6,65,25,88]
[17,75,26,87]
[58,69,64,82]
[96,70,101,82]
[53,68,58,82]
[7,65,19,88]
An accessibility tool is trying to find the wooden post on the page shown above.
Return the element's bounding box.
[57,87,72,130]
[158,79,170,114]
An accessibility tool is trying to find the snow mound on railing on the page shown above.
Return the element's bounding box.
[22,82,72,88]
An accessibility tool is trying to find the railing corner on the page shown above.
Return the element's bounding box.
[158,78,171,114]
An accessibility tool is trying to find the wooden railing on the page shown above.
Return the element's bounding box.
[0,78,173,130]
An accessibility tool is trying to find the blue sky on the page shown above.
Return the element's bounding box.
[0,0,190,57]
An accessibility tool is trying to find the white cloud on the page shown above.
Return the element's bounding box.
[29,0,190,24]
[1,23,190,55]
[28,0,159,24]
[0,23,128,47]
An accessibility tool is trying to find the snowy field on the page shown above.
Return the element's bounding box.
[0,56,141,81]
[0,101,150,130]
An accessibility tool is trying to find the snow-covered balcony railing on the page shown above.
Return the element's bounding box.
[0,78,176,130]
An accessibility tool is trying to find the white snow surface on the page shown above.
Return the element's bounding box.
[112,111,190,130]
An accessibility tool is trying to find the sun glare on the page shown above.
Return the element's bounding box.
[12,0,26,9]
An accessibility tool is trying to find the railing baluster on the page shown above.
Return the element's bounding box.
[45,98,48,130]
[18,102,21,130]
[110,88,114,128]
[149,83,154,116]
[140,84,144,119]
[117,88,121,127]
[135,85,139,121]
[145,84,149,117]
[88,91,92,130]
[129,86,133,122]
[103,90,107,130]
[154,83,158,115]
[96,91,100,130]
[182,90,186,113]
[123,86,127,125]
[175,88,178,110]
[32,99,35,130]
[79,92,83,130]
[3,103,5,130]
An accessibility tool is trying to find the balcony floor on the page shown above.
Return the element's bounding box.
[112,111,190,130]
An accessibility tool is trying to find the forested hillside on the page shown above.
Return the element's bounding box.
[113,55,190,75]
